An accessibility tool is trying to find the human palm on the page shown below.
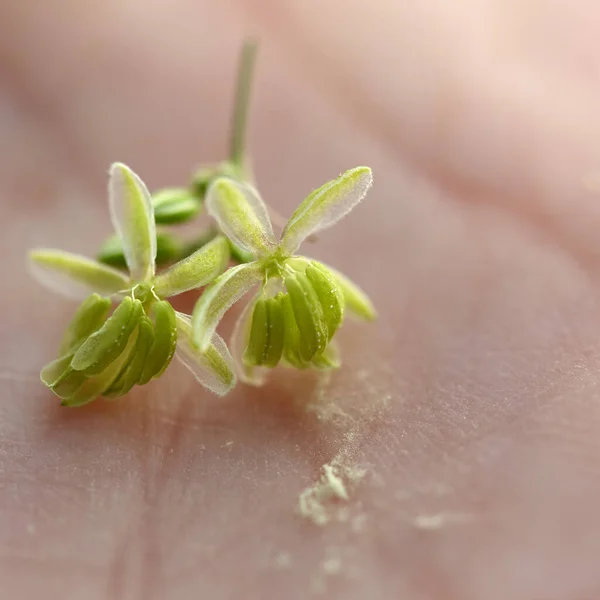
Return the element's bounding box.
[2,1,600,598]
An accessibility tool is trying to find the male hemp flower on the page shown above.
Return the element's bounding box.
[29,163,235,406]
[191,167,377,385]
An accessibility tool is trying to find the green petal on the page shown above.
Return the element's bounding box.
[104,316,154,398]
[108,163,157,280]
[205,177,276,257]
[191,262,264,352]
[320,263,376,321]
[175,313,236,396]
[280,167,372,255]
[71,296,142,375]
[153,235,230,298]
[153,188,202,225]
[284,272,328,362]
[29,249,129,299]
[305,262,344,341]
[138,300,178,385]
[59,294,112,354]
[61,326,140,407]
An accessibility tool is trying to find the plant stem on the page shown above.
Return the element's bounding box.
[229,39,258,168]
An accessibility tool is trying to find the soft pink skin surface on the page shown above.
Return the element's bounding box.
[2,1,600,599]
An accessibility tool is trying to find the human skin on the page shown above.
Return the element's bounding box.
[2,1,600,598]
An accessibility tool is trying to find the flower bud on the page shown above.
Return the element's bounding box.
[152,188,202,225]
[98,232,181,269]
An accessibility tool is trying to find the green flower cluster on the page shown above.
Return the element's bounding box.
[30,164,236,405]
[191,170,376,386]
[27,42,376,406]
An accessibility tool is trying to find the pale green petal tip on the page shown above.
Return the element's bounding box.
[280,165,374,255]
[355,295,377,321]
[212,177,231,196]
[340,277,377,322]
[175,313,237,396]
[108,162,156,281]
[110,162,138,181]
[313,262,376,322]
[340,166,372,188]
[206,177,275,257]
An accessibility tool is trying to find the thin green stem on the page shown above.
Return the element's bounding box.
[229,39,258,168]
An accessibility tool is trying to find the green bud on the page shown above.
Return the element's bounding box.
[155,233,183,265]
[305,262,344,341]
[138,300,177,384]
[59,294,112,355]
[71,296,142,375]
[191,161,245,199]
[96,234,128,269]
[98,232,182,269]
[285,272,328,362]
[191,166,219,199]
[153,188,202,225]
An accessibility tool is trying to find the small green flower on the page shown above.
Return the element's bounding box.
[191,167,377,385]
[29,163,236,405]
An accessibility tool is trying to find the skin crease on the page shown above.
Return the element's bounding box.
[2,0,600,598]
